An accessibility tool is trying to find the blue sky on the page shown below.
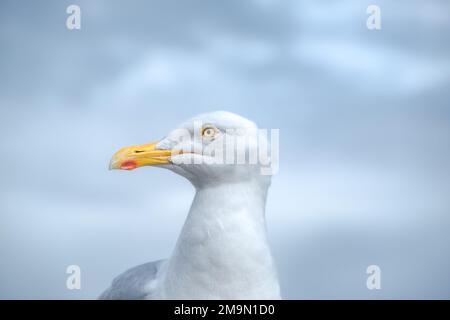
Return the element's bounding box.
[1,0,450,298]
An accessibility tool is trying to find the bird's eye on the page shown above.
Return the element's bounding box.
[202,125,217,139]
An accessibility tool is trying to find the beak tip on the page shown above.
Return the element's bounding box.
[109,141,170,171]
[109,159,116,170]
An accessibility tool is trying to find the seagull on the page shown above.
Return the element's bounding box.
[100,111,281,299]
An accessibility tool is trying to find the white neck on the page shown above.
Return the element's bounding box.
[158,179,280,299]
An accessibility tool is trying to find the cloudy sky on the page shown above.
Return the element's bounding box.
[1,0,450,299]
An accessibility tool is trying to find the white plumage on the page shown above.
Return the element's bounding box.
[100,111,280,299]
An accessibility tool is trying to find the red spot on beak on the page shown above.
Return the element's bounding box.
[121,160,138,170]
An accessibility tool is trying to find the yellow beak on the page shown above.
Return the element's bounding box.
[109,142,173,170]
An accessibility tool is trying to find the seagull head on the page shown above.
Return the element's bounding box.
[109,111,275,187]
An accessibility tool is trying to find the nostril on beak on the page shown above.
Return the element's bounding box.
[134,150,144,154]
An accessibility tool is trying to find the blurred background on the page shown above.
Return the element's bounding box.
[1,0,450,299]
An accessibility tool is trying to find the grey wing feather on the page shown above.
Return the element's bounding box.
[99,259,166,300]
